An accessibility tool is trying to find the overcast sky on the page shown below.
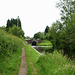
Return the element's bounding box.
[0,0,61,37]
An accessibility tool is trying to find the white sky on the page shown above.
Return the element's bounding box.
[0,0,61,37]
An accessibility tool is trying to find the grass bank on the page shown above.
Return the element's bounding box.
[0,29,24,75]
[37,40,53,53]
[24,44,40,75]
[37,40,52,46]
[0,44,24,75]
[24,42,75,75]
[36,51,75,75]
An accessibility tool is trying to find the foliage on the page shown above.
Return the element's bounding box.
[49,15,75,57]
[8,25,24,38]
[34,32,45,40]
[57,0,75,23]
[6,17,24,38]
[0,26,6,30]
[43,0,75,58]
[25,36,31,39]
[33,0,75,58]
[0,28,22,57]
[36,51,75,75]
[24,44,75,75]
[0,29,24,74]
[44,26,50,40]
[45,33,50,40]
[49,20,63,49]
[44,26,49,34]
[6,17,21,31]
[0,44,24,75]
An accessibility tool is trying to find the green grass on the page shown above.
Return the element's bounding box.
[24,44,40,75]
[24,43,75,75]
[0,42,24,75]
[0,44,24,75]
[36,51,75,75]
[0,28,25,75]
[37,40,52,46]
[0,29,22,57]
[24,41,75,75]
[37,40,53,52]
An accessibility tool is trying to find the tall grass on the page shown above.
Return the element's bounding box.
[24,41,75,75]
[0,29,23,75]
[36,51,75,75]
[0,29,22,57]
[24,44,40,75]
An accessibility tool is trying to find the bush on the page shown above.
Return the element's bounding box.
[0,28,22,57]
[0,28,23,74]
[8,25,24,38]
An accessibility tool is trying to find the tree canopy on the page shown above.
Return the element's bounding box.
[6,17,24,38]
[34,0,75,58]
[6,17,21,31]
[34,32,45,40]
[49,0,75,58]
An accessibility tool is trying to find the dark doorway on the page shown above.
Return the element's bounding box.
[32,41,37,46]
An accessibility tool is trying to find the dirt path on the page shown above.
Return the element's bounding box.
[19,41,27,75]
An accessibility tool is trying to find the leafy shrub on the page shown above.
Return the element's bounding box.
[0,28,22,73]
[0,28,22,57]
[8,25,24,38]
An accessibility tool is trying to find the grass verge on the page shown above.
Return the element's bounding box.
[24,44,40,75]
[0,28,25,75]
[36,51,75,75]
[0,43,24,75]
[24,41,75,75]
[37,40,52,46]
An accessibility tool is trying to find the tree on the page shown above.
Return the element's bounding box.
[49,21,62,49]
[44,26,49,35]
[57,0,75,24]
[55,0,75,57]
[26,36,31,39]
[34,32,45,40]
[6,17,22,30]
[9,25,24,38]
[6,19,11,31]
[18,18,21,28]
[6,17,24,38]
